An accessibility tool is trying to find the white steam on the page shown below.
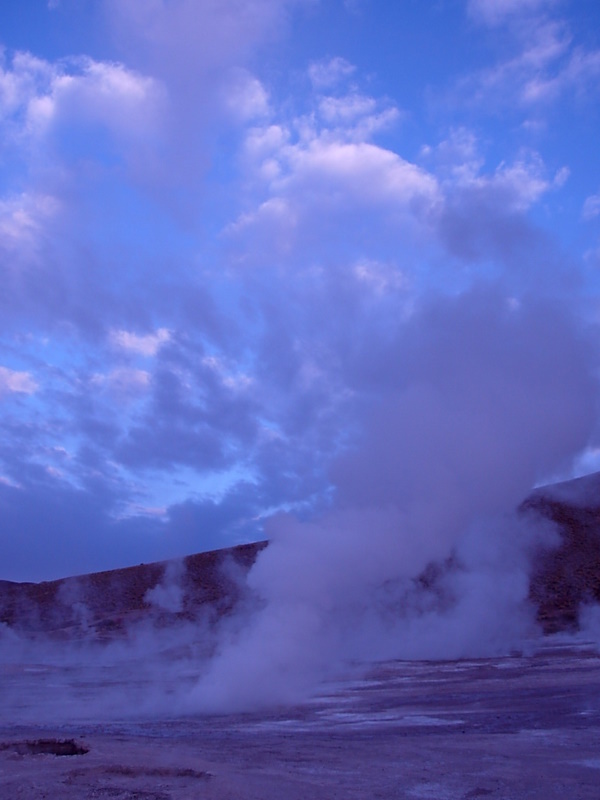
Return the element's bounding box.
[145,560,185,613]
[187,286,597,711]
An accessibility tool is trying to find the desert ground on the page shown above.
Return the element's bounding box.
[1,637,600,799]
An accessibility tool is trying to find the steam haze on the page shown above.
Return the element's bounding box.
[189,288,597,710]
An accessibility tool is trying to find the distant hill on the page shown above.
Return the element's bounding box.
[2,472,600,639]
[0,541,266,639]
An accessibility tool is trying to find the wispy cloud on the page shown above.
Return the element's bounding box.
[308,56,356,89]
[109,328,171,357]
[583,193,600,221]
[468,0,559,26]
[458,7,600,113]
[0,366,38,395]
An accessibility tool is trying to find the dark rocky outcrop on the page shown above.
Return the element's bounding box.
[524,473,600,632]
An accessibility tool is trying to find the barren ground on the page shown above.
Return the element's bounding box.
[1,639,599,799]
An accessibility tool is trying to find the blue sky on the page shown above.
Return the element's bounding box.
[1,0,600,581]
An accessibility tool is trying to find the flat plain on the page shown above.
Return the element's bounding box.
[1,638,599,800]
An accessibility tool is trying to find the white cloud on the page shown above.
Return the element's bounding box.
[202,355,253,391]
[427,129,566,214]
[318,93,377,123]
[461,12,600,111]
[92,367,151,399]
[124,503,168,519]
[109,328,171,356]
[423,128,484,185]
[354,259,407,294]
[106,0,295,84]
[317,94,400,140]
[223,71,270,122]
[230,137,439,249]
[246,100,436,209]
[93,0,312,213]
[0,51,164,155]
[35,59,164,142]
[0,51,168,307]
[0,52,52,119]
[583,193,600,221]
[308,57,356,89]
[110,367,151,393]
[0,366,38,396]
[468,0,558,26]
[245,124,289,159]
[520,46,600,105]
[489,156,555,210]
[284,139,438,207]
[243,124,289,181]
[0,475,22,489]
[0,192,60,261]
[228,79,439,268]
